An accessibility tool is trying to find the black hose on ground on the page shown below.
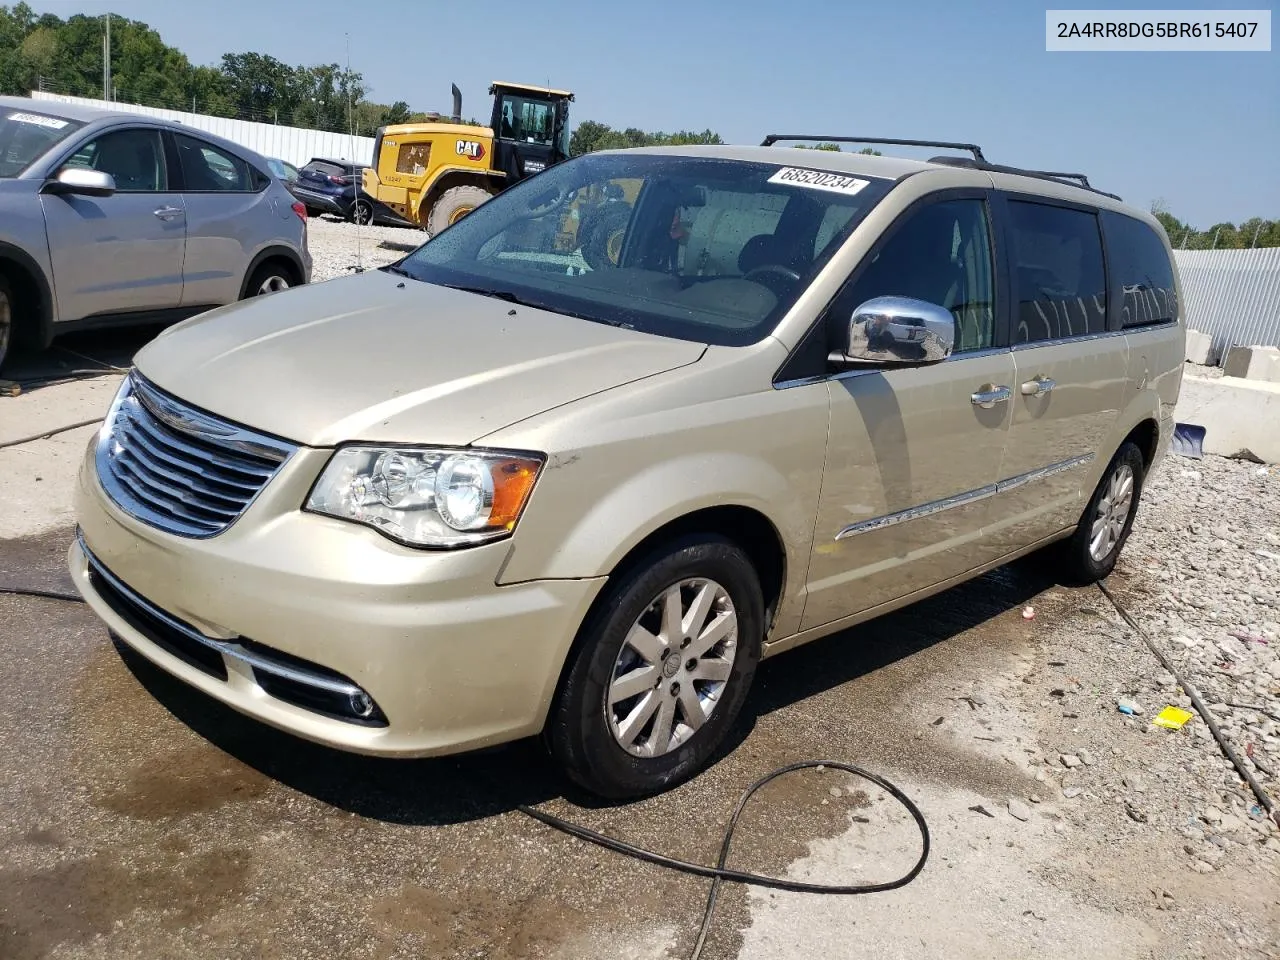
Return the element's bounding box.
[1098,580,1278,828]
[2,584,932,958]
[0,586,84,602]
[0,417,101,450]
[520,759,930,960]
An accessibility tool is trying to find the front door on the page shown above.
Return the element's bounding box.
[40,127,185,321]
[801,194,1015,631]
[985,196,1129,556]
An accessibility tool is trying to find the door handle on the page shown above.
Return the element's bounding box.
[1020,375,1056,397]
[153,206,183,221]
[970,384,1011,409]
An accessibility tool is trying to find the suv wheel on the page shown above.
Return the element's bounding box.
[1058,441,1146,584]
[245,263,292,298]
[0,274,12,372]
[352,199,374,225]
[546,534,763,799]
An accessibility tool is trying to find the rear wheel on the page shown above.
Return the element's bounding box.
[546,534,764,799]
[426,185,493,235]
[580,204,631,270]
[244,261,293,299]
[352,199,374,225]
[1057,442,1145,584]
[0,274,12,372]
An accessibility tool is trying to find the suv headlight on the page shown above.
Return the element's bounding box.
[305,446,543,548]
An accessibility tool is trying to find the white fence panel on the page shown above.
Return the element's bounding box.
[1174,248,1280,354]
[29,91,376,169]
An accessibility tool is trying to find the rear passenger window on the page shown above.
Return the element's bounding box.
[1104,212,1178,327]
[1008,201,1107,343]
[174,134,251,192]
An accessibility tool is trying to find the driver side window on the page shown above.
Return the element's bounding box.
[842,197,995,353]
[62,128,167,193]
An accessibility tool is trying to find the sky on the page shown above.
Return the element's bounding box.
[24,0,1280,227]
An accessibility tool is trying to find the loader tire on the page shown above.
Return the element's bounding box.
[426,185,494,235]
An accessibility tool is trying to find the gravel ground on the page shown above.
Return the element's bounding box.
[306,215,419,282]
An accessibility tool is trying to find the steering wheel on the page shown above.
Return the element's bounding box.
[743,264,802,297]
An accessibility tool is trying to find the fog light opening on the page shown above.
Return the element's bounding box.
[349,690,375,718]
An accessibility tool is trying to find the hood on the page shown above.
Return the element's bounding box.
[135,270,705,448]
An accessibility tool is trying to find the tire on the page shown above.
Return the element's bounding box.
[580,204,631,271]
[243,261,293,299]
[1057,441,1146,584]
[426,185,493,235]
[0,274,12,373]
[351,199,374,225]
[546,534,764,799]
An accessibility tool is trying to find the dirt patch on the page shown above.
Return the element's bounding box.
[0,849,251,960]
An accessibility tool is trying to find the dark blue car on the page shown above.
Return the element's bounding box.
[293,157,408,225]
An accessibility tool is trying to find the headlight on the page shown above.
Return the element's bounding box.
[305,446,543,548]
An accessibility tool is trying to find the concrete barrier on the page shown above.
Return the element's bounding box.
[1174,375,1280,463]
[1185,328,1216,365]
[1223,345,1280,384]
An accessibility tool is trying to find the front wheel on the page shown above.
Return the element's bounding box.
[352,199,374,225]
[426,184,494,235]
[546,534,764,799]
[1057,441,1146,584]
[0,274,13,372]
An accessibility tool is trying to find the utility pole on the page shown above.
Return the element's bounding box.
[1252,222,1263,248]
[102,13,111,102]
[345,33,353,138]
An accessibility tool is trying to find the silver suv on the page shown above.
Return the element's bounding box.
[71,138,1184,799]
[0,97,311,370]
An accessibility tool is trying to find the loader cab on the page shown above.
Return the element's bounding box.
[488,82,574,186]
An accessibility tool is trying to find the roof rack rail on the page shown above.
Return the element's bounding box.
[926,155,1122,201]
[760,134,986,163]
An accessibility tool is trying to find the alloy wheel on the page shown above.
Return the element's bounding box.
[605,578,738,758]
[0,289,10,366]
[1089,462,1135,561]
[257,275,290,295]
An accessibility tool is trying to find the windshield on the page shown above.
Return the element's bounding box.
[496,94,556,145]
[395,153,892,346]
[0,109,84,177]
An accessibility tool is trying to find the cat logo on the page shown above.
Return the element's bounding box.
[456,140,485,160]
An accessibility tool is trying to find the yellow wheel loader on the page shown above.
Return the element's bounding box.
[362,82,575,234]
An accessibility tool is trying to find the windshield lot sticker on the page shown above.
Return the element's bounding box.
[768,167,869,195]
[8,112,68,129]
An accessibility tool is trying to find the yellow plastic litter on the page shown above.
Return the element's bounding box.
[1152,706,1195,730]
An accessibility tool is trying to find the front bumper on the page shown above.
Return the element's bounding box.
[70,439,604,757]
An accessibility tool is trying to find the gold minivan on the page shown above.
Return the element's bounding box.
[71,140,1184,798]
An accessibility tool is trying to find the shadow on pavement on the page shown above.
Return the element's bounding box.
[112,551,1056,827]
[3,327,160,393]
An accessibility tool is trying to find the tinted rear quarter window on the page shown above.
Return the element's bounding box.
[174,134,253,192]
[1103,212,1178,327]
[1008,200,1107,343]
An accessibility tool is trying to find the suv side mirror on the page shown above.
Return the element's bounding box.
[836,296,955,366]
[45,167,116,198]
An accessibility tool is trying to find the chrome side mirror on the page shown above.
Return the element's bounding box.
[45,167,116,198]
[841,296,955,365]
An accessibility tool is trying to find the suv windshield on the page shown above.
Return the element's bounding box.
[0,109,84,177]
[395,153,892,345]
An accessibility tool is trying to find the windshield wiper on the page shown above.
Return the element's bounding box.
[437,282,636,330]
[381,263,416,278]
[437,282,541,308]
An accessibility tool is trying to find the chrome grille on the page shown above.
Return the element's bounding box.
[96,373,295,538]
